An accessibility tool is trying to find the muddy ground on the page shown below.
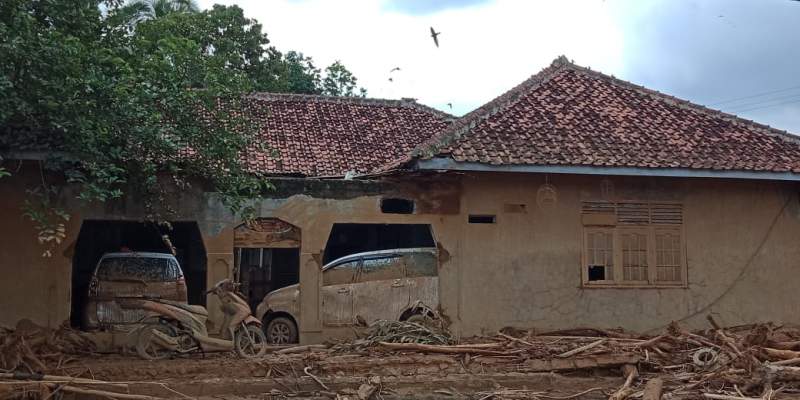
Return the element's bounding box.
[7,320,800,399]
[51,351,623,399]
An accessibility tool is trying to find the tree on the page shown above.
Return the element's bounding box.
[0,0,266,254]
[0,1,368,254]
[322,61,366,97]
[115,0,200,27]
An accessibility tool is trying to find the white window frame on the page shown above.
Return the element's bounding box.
[581,201,687,288]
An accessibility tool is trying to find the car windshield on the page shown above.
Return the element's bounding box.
[96,256,180,282]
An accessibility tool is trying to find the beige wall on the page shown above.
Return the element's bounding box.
[440,172,800,336]
[0,168,79,328]
[3,166,800,342]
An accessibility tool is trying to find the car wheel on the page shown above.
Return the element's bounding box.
[266,317,298,344]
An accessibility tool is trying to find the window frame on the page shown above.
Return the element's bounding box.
[582,227,616,285]
[581,201,687,288]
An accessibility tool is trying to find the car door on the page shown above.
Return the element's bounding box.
[352,254,409,323]
[404,251,439,310]
[321,258,359,326]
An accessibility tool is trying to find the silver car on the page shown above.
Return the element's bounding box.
[83,252,187,330]
[255,248,439,344]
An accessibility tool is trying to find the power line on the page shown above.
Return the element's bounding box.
[725,93,800,112]
[729,97,800,113]
[707,84,800,106]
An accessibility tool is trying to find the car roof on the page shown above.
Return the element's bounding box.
[322,247,436,271]
[100,252,177,259]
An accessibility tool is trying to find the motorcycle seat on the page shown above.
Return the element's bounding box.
[158,300,208,316]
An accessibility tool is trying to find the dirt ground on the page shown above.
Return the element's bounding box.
[42,351,624,399]
[6,319,800,399]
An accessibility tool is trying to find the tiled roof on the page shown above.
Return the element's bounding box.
[242,93,453,177]
[414,56,800,173]
[0,94,454,177]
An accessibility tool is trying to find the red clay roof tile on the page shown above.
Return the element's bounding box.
[414,57,800,174]
[242,93,453,177]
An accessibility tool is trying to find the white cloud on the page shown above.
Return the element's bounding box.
[197,0,625,115]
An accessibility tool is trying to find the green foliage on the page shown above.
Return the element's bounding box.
[22,185,69,257]
[0,0,266,223]
[322,61,367,97]
[0,0,367,253]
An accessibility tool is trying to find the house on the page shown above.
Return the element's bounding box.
[2,57,800,343]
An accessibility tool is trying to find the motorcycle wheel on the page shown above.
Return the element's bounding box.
[234,324,267,358]
[136,322,178,360]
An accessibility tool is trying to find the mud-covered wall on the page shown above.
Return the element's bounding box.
[3,164,800,342]
[0,166,78,328]
[441,172,800,337]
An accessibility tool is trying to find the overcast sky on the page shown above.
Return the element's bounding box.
[197,0,800,133]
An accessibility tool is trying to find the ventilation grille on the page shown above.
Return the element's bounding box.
[582,202,682,225]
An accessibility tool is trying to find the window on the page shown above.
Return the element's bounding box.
[97,257,181,281]
[405,252,438,278]
[469,215,496,224]
[585,230,613,282]
[323,259,359,286]
[359,256,404,281]
[581,202,684,287]
[381,198,415,214]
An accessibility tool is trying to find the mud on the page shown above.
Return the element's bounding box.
[55,353,620,399]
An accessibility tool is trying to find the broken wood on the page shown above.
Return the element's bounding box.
[522,354,641,373]
[642,378,663,400]
[761,347,800,360]
[608,364,638,400]
[378,342,509,355]
[557,338,606,358]
[275,344,330,354]
[702,394,761,400]
[44,384,161,400]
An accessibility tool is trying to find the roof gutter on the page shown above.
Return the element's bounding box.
[416,157,800,182]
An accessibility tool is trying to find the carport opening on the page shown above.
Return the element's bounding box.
[322,223,435,264]
[70,220,207,329]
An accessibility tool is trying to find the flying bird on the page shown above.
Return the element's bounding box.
[430,27,441,48]
[388,77,394,82]
[390,67,401,73]
[447,103,453,109]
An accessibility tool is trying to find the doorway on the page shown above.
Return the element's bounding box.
[70,220,207,328]
[233,218,301,312]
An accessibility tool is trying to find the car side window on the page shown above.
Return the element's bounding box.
[358,256,404,282]
[405,252,438,278]
[323,260,359,286]
[169,259,182,279]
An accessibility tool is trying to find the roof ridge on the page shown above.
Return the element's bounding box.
[411,55,574,159]
[563,63,800,146]
[248,92,457,120]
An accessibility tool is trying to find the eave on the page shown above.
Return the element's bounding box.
[416,157,800,182]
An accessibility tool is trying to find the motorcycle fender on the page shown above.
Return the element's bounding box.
[150,329,180,350]
[244,315,261,326]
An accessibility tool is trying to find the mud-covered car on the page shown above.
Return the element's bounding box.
[256,247,438,344]
[83,252,187,330]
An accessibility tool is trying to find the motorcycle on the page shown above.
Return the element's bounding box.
[133,279,267,359]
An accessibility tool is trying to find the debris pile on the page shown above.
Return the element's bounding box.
[4,317,800,399]
[0,319,95,373]
[369,316,800,399]
[363,320,452,345]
